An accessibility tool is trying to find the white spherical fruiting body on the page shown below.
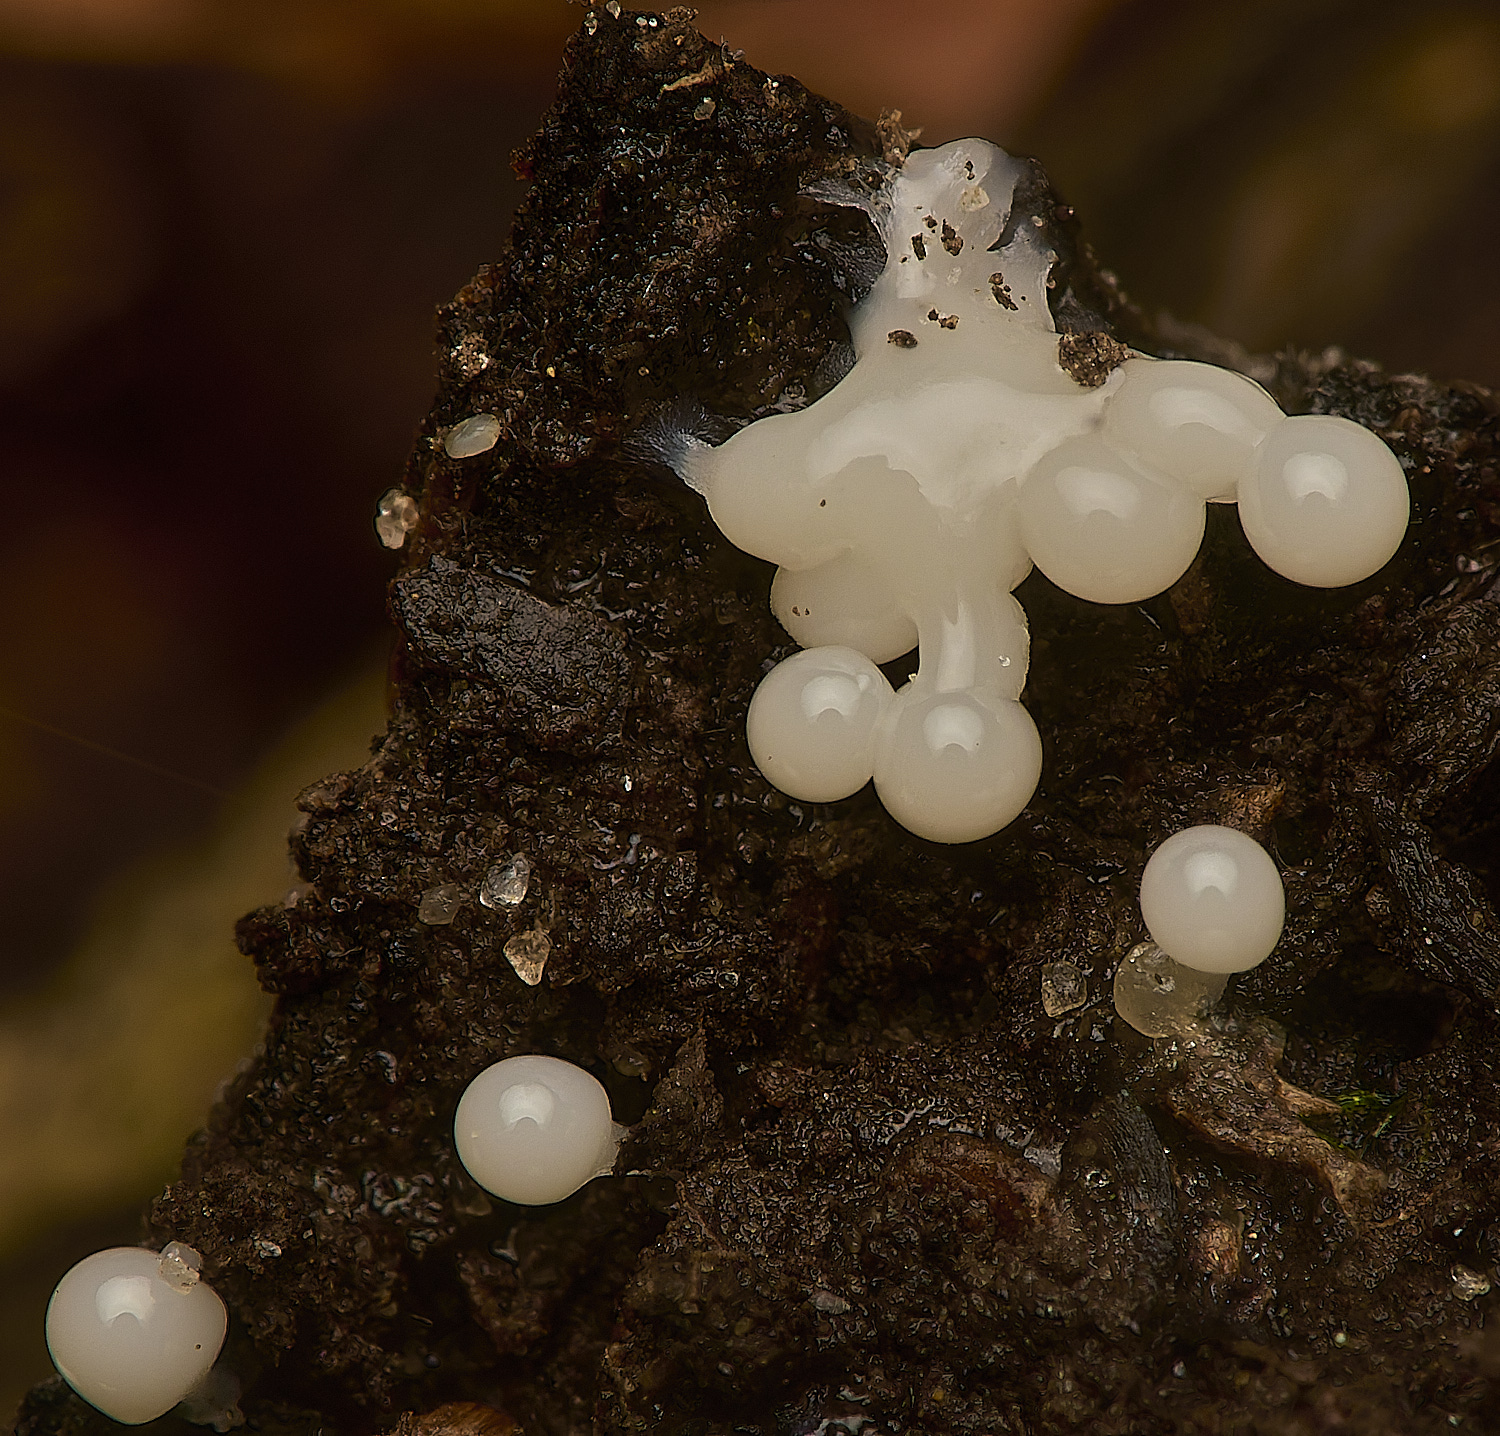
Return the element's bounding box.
[1104,357,1283,501]
[746,646,894,803]
[872,686,1042,844]
[1238,413,1410,587]
[454,1055,621,1206]
[661,137,1411,844]
[1017,434,1205,604]
[46,1242,227,1424]
[1139,825,1285,974]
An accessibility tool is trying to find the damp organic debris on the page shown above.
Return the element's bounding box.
[19,7,1500,1435]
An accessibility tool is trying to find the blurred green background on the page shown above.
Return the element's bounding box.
[3,0,1498,1415]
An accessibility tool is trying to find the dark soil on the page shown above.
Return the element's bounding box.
[18,7,1500,1434]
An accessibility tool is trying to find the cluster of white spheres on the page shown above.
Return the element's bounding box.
[665,137,1410,844]
[1139,825,1286,975]
[46,1242,227,1424]
[454,1054,623,1206]
[42,1057,622,1424]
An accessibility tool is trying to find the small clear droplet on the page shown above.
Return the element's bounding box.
[481,855,532,909]
[418,883,464,925]
[1112,942,1228,1038]
[694,98,716,120]
[504,927,552,985]
[374,487,419,548]
[605,0,620,15]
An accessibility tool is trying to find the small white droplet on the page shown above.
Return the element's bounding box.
[443,413,501,459]
[374,487,419,549]
[480,855,532,909]
[584,12,597,33]
[605,0,620,14]
[418,883,464,925]
[747,647,893,804]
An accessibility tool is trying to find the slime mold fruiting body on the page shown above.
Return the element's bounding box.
[667,139,1410,844]
[45,1241,228,1425]
[1140,824,1286,977]
[1116,825,1286,1037]
[454,1054,623,1205]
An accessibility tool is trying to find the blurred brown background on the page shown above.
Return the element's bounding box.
[3,0,1498,1414]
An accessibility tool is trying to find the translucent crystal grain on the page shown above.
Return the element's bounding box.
[480,855,532,909]
[1452,1264,1491,1300]
[374,487,419,549]
[504,927,552,985]
[418,883,463,925]
[1040,960,1087,1017]
[443,413,501,459]
[156,1241,202,1294]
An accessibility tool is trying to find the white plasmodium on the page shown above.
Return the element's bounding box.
[454,1054,623,1206]
[46,1242,227,1424]
[661,139,1410,843]
[1139,825,1286,975]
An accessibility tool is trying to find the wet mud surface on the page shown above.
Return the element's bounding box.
[18,7,1500,1434]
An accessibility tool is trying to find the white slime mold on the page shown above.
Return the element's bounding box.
[46,1241,228,1425]
[454,1054,623,1205]
[1139,824,1286,975]
[664,139,1411,843]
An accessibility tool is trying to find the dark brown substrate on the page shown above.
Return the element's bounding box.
[18,8,1500,1434]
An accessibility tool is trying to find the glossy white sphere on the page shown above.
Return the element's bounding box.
[454,1055,620,1206]
[746,646,894,803]
[1139,825,1285,974]
[771,555,917,663]
[1238,413,1409,586]
[1105,357,1284,500]
[1018,436,1205,604]
[46,1244,227,1424]
[873,687,1043,843]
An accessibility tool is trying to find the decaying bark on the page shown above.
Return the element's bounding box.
[18,7,1500,1434]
